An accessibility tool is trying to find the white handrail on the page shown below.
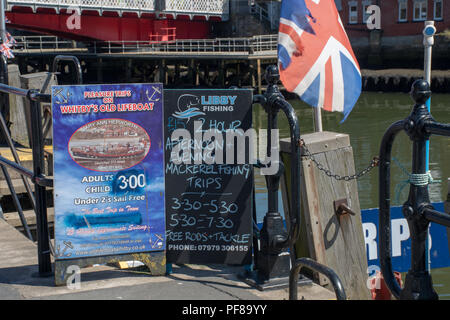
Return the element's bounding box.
[13,34,278,54]
[7,0,229,16]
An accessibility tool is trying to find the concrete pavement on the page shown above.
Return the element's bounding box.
[0,218,336,300]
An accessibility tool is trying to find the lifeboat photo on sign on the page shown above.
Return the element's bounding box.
[51,83,165,260]
[68,118,151,172]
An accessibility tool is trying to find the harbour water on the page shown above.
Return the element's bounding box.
[253,91,450,299]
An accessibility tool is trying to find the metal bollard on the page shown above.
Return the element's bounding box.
[378,79,450,300]
[241,65,303,289]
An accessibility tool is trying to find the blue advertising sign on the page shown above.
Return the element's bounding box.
[361,203,450,273]
[52,83,165,259]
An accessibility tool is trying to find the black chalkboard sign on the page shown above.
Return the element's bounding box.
[164,89,253,265]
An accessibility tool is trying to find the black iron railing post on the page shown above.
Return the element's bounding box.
[400,80,437,300]
[0,55,9,122]
[379,79,450,300]
[378,120,404,299]
[260,65,302,250]
[29,92,52,276]
[289,257,346,300]
[52,55,83,85]
[248,66,345,297]
[254,66,289,282]
[243,65,303,288]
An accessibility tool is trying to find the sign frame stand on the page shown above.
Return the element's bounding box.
[54,251,166,286]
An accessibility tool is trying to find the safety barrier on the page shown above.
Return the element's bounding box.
[0,55,82,276]
[0,82,53,275]
[379,79,450,300]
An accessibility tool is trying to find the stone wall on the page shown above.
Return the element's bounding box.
[351,33,450,69]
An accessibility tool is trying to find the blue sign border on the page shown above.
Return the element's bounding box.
[52,83,166,260]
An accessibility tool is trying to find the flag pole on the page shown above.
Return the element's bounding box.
[0,0,6,43]
[314,106,323,132]
[424,20,435,114]
[423,21,436,165]
[423,20,436,273]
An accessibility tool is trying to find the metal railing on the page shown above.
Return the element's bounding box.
[165,0,229,16]
[7,0,229,18]
[249,2,279,30]
[379,79,450,300]
[13,36,74,51]
[0,55,82,276]
[8,0,155,14]
[289,258,347,300]
[12,34,278,56]
[0,82,53,276]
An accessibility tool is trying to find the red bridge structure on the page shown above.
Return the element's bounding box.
[5,0,230,42]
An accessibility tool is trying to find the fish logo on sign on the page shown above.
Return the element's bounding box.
[278,0,362,121]
[172,94,205,122]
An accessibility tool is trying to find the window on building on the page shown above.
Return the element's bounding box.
[362,0,373,23]
[398,0,408,21]
[349,1,358,24]
[413,0,428,21]
[434,0,443,20]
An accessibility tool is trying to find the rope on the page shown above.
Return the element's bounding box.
[392,157,441,202]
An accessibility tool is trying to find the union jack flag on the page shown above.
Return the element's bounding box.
[1,39,14,59]
[6,32,17,46]
[278,0,361,121]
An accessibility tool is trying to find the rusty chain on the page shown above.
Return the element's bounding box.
[298,138,380,181]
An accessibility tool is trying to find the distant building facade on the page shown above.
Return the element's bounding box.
[336,0,450,68]
[337,0,449,37]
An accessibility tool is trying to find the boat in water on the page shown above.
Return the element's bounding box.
[70,141,147,160]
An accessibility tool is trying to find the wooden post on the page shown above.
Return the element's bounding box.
[125,58,132,82]
[250,60,257,88]
[97,58,103,83]
[257,59,262,94]
[156,59,165,84]
[204,63,210,87]
[188,59,196,86]
[218,60,225,87]
[19,72,57,148]
[195,62,200,86]
[7,64,28,147]
[164,60,168,85]
[175,63,180,83]
[280,131,371,300]
[237,63,241,87]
